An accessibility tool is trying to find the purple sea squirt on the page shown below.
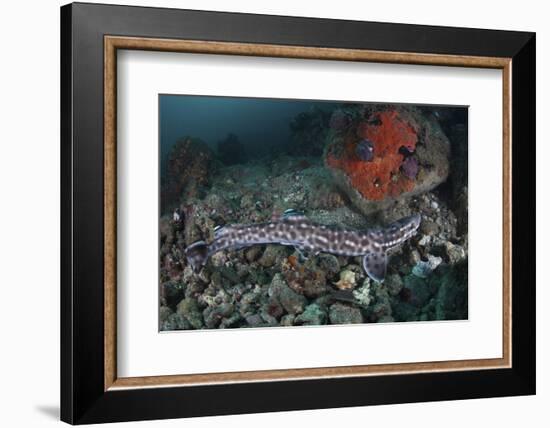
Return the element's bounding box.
[401,156,419,179]
[355,138,375,162]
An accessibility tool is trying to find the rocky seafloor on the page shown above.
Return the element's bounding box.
[159,105,468,330]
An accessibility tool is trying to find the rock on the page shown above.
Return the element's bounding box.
[325,105,450,215]
[392,302,419,322]
[314,294,333,310]
[203,303,234,328]
[209,271,224,288]
[420,219,439,236]
[161,280,185,308]
[267,274,287,298]
[445,242,466,264]
[295,304,328,325]
[245,246,262,262]
[234,262,251,279]
[282,257,328,298]
[384,273,403,296]
[409,249,422,265]
[247,267,270,286]
[259,245,287,267]
[159,306,173,324]
[433,263,468,320]
[278,287,307,315]
[210,251,228,268]
[402,275,431,308]
[366,281,393,321]
[412,255,443,278]
[280,314,295,326]
[419,312,430,322]
[328,302,363,324]
[218,266,240,284]
[239,288,262,317]
[161,312,191,330]
[302,274,328,298]
[260,297,284,320]
[417,234,431,246]
[176,298,204,329]
[371,302,392,319]
[245,314,265,327]
[184,277,206,299]
[259,310,279,326]
[219,312,242,328]
[317,253,341,278]
[268,273,307,315]
[198,269,210,284]
[377,315,395,323]
[240,193,254,209]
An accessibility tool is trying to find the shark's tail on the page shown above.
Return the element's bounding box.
[184,240,209,272]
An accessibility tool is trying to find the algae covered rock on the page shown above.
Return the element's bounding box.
[203,303,234,328]
[402,274,431,308]
[259,245,287,268]
[328,302,363,324]
[324,105,450,214]
[433,262,468,320]
[268,273,307,315]
[281,255,329,298]
[295,303,328,325]
[162,136,214,212]
[176,298,204,329]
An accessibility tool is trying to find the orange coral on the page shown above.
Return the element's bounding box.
[287,255,299,269]
[326,109,417,200]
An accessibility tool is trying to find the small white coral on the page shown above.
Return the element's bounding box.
[352,279,372,306]
[418,234,431,246]
[333,269,357,290]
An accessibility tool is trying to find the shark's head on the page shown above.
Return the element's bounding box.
[381,214,421,251]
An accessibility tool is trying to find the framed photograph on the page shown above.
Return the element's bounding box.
[60,2,535,424]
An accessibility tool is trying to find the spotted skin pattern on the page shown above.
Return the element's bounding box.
[185,213,421,283]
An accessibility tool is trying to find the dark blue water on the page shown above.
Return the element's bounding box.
[159,95,337,170]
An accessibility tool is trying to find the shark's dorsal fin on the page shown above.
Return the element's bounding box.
[213,224,232,239]
[362,250,387,283]
[282,209,306,221]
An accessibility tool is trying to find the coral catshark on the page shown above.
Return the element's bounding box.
[185,210,421,283]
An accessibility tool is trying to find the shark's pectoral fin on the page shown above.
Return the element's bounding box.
[185,240,209,273]
[294,247,311,261]
[362,251,387,283]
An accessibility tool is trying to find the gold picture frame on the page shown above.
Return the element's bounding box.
[104,36,511,391]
